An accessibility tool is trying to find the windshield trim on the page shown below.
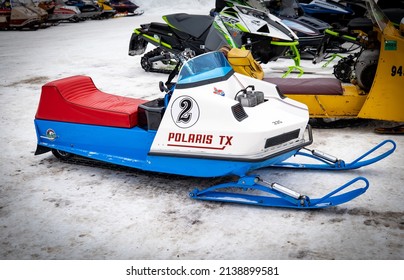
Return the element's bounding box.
[175,69,234,89]
[366,0,388,31]
[176,52,234,89]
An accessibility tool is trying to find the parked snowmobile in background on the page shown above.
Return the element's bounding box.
[0,0,41,30]
[311,0,401,65]
[298,0,363,27]
[258,0,404,128]
[34,51,396,209]
[260,0,331,56]
[128,1,298,74]
[109,0,142,16]
[64,0,101,20]
[96,0,116,19]
[22,0,49,25]
[300,0,404,29]
[313,13,375,69]
[38,0,80,23]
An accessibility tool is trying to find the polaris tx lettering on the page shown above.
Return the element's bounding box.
[219,135,233,145]
[167,133,233,149]
[168,133,213,144]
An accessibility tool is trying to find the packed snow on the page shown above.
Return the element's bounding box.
[0,0,403,265]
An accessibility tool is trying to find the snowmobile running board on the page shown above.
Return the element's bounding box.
[190,176,369,209]
[190,140,396,209]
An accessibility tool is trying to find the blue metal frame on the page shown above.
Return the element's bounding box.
[270,140,396,170]
[190,175,369,209]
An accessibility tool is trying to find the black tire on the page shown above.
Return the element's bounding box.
[52,149,73,160]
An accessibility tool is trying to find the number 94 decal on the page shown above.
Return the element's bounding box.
[391,65,403,77]
[170,96,200,128]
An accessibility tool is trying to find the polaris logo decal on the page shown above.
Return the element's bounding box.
[40,129,57,141]
[167,133,233,150]
[171,96,200,128]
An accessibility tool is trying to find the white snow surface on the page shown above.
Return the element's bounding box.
[0,0,403,260]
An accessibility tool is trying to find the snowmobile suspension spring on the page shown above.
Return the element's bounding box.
[261,179,302,200]
[270,182,302,200]
[311,149,338,163]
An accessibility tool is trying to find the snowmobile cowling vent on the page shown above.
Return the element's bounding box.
[35,75,147,128]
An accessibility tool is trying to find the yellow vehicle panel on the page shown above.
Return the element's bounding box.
[286,85,367,118]
[358,24,404,122]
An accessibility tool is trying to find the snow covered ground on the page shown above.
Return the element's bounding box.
[0,0,403,263]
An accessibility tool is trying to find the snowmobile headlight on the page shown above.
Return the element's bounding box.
[400,17,404,36]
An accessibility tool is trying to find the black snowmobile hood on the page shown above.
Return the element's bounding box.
[297,15,330,31]
[163,13,214,38]
[281,17,322,37]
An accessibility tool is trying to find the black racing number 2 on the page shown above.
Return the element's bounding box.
[391,65,403,76]
[177,98,192,124]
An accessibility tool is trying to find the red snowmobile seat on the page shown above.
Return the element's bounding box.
[35,75,147,128]
[263,77,343,95]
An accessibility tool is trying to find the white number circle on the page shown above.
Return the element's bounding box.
[170,96,200,128]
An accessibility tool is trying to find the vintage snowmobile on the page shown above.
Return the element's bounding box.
[108,0,143,16]
[22,0,49,25]
[0,0,41,30]
[128,1,299,74]
[34,51,396,209]
[38,0,80,23]
[260,0,404,127]
[64,0,102,20]
[96,0,116,19]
